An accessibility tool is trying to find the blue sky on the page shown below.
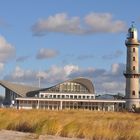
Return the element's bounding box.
[0,0,140,94]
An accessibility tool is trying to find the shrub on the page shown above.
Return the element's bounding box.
[7,121,36,133]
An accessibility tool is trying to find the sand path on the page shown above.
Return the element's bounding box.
[0,130,84,140]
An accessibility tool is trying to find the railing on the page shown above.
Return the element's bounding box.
[39,93,95,100]
[125,40,140,45]
[123,70,140,74]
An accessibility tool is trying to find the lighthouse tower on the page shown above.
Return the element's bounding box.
[124,24,140,110]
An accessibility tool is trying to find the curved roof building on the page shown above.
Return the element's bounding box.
[0,77,95,98]
[28,77,95,96]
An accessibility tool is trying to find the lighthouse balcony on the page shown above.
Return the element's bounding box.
[123,70,140,78]
[125,40,140,46]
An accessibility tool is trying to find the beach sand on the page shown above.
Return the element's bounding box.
[0,130,84,140]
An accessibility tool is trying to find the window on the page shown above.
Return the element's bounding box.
[129,32,134,38]
[133,66,135,70]
[24,101,27,104]
[70,95,73,99]
[91,96,94,99]
[58,82,89,93]
[133,48,135,52]
[133,57,135,61]
[74,95,77,99]
[78,96,81,99]
[87,96,90,99]
[41,94,44,98]
[66,95,69,99]
[132,90,135,95]
[62,95,65,98]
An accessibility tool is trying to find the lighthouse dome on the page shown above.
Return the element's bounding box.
[127,24,138,39]
[128,25,137,32]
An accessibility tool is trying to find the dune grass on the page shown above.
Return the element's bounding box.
[0,109,139,140]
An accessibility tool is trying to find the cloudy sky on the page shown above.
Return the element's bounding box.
[0,0,139,95]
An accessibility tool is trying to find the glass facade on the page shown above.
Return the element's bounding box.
[47,82,89,93]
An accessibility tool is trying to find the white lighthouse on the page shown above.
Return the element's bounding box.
[124,24,140,110]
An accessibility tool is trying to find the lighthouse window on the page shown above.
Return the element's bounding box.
[133,57,135,61]
[132,91,135,96]
[130,32,134,38]
[133,66,135,70]
[133,48,135,52]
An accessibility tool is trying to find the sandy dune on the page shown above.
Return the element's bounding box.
[0,130,84,140]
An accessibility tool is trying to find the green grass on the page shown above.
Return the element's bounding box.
[0,109,139,140]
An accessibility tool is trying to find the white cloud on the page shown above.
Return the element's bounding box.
[111,63,120,74]
[5,66,37,85]
[13,66,24,78]
[64,64,79,75]
[84,13,126,33]
[0,36,15,62]
[101,81,125,92]
[31,12,126,36]
[36,48,59,59]
[4,64,79,86]
[32,13,84,36]
[44,65,79,84]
